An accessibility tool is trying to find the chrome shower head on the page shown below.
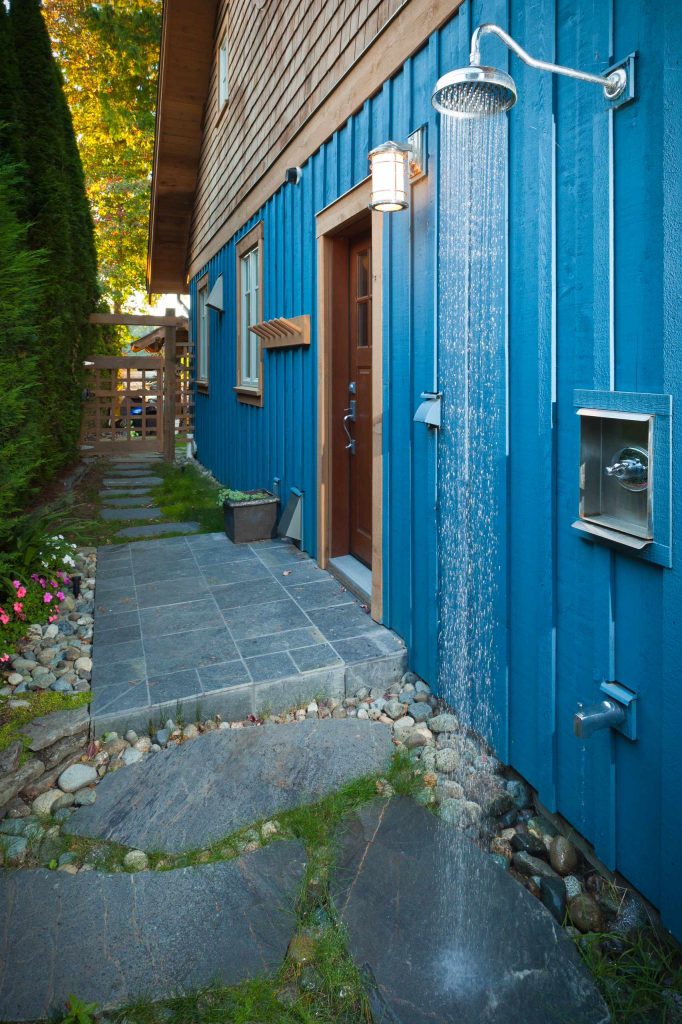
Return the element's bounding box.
[432,65,517,117]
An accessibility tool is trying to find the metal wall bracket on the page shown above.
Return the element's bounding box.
[600,680,638,741]
[414,391,441,428]
[605,52,637,110]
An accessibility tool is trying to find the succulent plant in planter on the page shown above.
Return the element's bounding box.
[217,488,280,543]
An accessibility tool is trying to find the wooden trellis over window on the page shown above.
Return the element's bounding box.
[81,309,190,462]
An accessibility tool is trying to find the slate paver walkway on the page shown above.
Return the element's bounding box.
[100,506,162,521]
[91,532,406,733]
[0,842,306,1021]
[332,798,609,1024]
[66,719,394,852]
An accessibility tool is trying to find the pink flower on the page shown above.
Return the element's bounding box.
[38,578,46,588]
[12,580,20,590]
[0,654,9,663]
[43,592,53,604]
[56,591,65,601]
[16,587,26,599]
[13,602,23,614]
[50,580,57,588]
[0,612,9,626]
[48,614,59,623]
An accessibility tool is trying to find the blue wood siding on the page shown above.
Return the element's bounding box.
[191,0,682,937]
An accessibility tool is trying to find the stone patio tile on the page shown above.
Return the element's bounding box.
[186,531,230,545]
[192,545,261,567]
[244,651,299,682]
[143,626,238,676]
[198,660,252,692]
[200,559,272,586]
[289,643,343,672]
[93,638,144,667]
[139,597,223,638]
[115,522,200,539]
[94,577,133,601]
[107,469,160,478]
[93,609,140,642]
[332,799,608,1024]
[0,845,306,1021]
[135,575,211,609]
[93,657,146,689]
[131,555,198,585]
[235,626,326,659]
[221,597,310,640]
[94,590,139,618]
[147,668,201,705]
[197,681,254,719]
[91,679,149,717]
[97,544,131,562]
[94,560,133,583]
[277,561,328,586]
[307,602,382,641]
[99,487,154,498]
[255,546,310,567]
[67,720,394,852]
[101,507,162,521]
[255,667,345,715]
[128,536,192,556]
[332,633,405,663]
[286,578,354,611]
[211,577,285,610]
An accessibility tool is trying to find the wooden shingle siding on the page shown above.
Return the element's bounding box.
[188,0,405,265]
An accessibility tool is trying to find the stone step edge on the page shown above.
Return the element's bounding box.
[89,651,407,737]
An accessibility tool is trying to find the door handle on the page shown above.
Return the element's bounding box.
[343,410,356,455]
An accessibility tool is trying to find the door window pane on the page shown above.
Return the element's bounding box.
[357,301,369,348]
[357,249,370,298]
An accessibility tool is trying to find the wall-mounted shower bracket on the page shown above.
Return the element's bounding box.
[604,53,637,109]
[469,23,630,104]
[414,391,442,429]
[599,681,638,740]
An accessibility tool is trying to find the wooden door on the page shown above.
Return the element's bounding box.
[348,235,373,566]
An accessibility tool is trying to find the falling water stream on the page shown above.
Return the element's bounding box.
[433,90,510,987]
[437,91,508,743]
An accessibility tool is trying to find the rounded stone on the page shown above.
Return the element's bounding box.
[401,671,419,687]
[123,849,149,872]
[405,725,434,749]
[124,730,139,744]
[32,790,63,816]
[49,679,73,693]
[564,875,582,899]
[393,716,415,741]
[440,798,482,829]
[435,748,460,774]
[122,747,143,766]
[182,724,199,739]
[58,763,98,793]
[154,728,170,746]
[384,699,405,721]
[549,835,579,876]
[74,656,93,674]
[7,673,23,686]
[134,736,152,753]
[409,702,432,723]
[428,713,459,734]
[52,792,76,811]
[73,788,97,806]
[568,893,604,934]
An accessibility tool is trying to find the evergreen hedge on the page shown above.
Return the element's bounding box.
[0,0,101,549]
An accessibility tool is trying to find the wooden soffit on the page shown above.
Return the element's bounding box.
[147,0,219,294]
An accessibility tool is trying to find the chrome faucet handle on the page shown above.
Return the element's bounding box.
[604,457,646,481]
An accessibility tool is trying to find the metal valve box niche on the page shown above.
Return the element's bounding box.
[577,408,653,545]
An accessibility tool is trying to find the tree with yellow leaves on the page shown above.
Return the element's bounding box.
[44,0,161,311]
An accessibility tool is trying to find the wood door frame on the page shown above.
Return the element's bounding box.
[316,177,383,621]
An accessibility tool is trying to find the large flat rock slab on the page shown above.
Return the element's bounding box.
[103,475,161,487]
[101,506,162,521]
[115,521,200,538]
[67,720,393,852]
[332,799,609,1024]
[0,842,305,1022]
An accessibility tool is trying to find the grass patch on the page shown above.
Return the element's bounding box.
[575,928,682,1023]
[0,690,90,756]
[149,462,223,534]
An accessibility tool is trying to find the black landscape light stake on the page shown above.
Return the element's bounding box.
[72,575,82,599]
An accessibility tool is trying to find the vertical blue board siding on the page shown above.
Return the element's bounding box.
[190,0,682,937]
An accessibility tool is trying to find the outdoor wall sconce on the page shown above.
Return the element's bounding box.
[368,127,427,212]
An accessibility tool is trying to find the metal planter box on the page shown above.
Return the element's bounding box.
[223,492,279,543]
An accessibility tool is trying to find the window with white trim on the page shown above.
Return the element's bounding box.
[197,277,209,385]
[218,34,228,108]
[239,248,259,388]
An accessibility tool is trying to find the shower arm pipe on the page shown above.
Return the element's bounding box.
[470,23,627,99]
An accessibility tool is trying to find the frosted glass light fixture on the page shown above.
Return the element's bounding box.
[368,141,410,211]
